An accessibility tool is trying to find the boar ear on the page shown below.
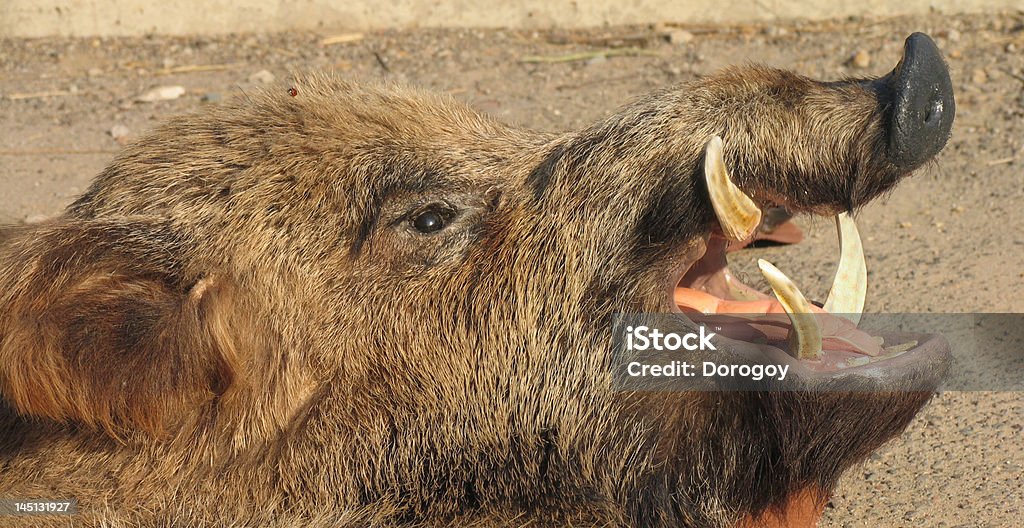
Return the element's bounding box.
[0,219,242,439]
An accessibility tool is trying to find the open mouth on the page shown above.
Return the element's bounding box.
[669,136,946,377]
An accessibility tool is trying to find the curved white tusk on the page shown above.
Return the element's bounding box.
[757,259,823,360]
[704,136,762,242]
[823,213,867,326]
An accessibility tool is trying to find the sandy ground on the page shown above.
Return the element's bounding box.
[2,12,1022,527]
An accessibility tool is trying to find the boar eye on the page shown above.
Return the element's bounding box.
[410,206,452,234]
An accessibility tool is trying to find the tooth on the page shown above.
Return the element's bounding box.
[757,259,823,360]
[823,213,867,326]
[705,136,762,242]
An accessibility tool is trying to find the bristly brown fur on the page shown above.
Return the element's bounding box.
[0,71,933,527]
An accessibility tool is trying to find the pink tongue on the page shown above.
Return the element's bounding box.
[675,288,882,356]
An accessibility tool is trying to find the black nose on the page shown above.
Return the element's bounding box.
[878,33,956,170]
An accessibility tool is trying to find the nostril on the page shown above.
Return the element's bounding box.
[924,97,943,126]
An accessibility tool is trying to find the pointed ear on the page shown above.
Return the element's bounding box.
[0,219,242,439]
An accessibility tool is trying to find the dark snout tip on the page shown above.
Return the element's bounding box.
[885,32,956,170]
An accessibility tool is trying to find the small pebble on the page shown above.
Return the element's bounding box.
[850,50,871,69]
[87,67,103,77]
[201,92,223,103]
[249,69,276,84]
[669,30,694,46]
[972,68,988,85]
[135,85,186,102]
[109,124,131,145]
[946,29,961,42]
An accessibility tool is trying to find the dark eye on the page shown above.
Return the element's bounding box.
[411,208,448,234]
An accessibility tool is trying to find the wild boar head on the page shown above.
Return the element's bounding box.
[0,33,954,527]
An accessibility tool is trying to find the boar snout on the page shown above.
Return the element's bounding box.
[530,33,957,234]
[875,32,955,171]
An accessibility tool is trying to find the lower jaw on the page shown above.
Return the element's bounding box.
[669,234,948,379]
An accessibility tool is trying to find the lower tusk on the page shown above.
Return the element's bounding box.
[823,213,867,326]
[757,259,823,360]
[704,136,762,242]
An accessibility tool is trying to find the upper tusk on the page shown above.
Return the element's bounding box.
[823,213,867,326]
[704,136,762,242]
[757,259,823,360]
